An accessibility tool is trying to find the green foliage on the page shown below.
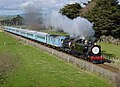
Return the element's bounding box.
[0,15,24,26]
[0,32,114,87]
[84,0,120,38]
[60,3,82,19]
[12,15,24,25]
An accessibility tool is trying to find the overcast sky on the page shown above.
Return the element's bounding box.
[0,0,120,15]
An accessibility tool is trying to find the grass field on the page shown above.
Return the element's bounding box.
[0,32,115,87]
[98,42,120,59]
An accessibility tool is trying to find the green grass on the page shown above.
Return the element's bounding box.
[98,42,120,58]
[0,32,115,87]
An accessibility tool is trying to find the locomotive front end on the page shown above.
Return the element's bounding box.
[88,45,105,64]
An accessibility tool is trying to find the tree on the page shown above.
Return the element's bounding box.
[84,0,120,38]
[11,15,24,25]
[0,15,24,26]
[60,3,82,19]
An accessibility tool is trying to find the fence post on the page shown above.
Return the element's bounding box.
[91,64,94,72]
[67,56,69,62]
[52,51,54,55]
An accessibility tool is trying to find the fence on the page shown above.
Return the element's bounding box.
[103,54,120,70]
[6,32,120,86]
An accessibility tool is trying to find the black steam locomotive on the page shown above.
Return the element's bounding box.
[62,38,104,64]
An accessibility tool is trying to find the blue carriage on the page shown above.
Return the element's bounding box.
[46,35,67,47]
[20,29,29,37]
[26,30,36,40]
[35,32,48,43]
[4,26,12,32]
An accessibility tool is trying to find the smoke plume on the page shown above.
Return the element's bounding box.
[45,11,94,38]
[23,0,94,38]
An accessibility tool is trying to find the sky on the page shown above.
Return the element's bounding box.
[0,0,119,16]
[0,0,118,38]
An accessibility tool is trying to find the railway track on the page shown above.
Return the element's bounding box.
[97,64,119,73]
[78,57,120,73]
[65,52,120,73]
[34,41,120,74]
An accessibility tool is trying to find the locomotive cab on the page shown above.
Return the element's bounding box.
[62,38,74,49]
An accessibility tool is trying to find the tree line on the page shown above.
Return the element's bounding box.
[0,15,24,26]
[60,0,120,39]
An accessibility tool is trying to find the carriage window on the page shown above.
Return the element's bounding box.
[53,39,55,42]
[48,37,50,41]
[27,33,33,36]
[16,30,19,32]
[36,35,45,39]
[21,32,25,34]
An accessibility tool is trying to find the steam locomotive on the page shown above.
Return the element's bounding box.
[4,26,105,64]
[62,38,104,64]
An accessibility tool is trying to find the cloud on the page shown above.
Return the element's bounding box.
[0,0,120,11]
[0,0,27,12]
[0,0,119,15]
[0,9,23,15]
[0,0,90,13]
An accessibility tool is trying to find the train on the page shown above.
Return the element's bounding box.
[3,26,105,64]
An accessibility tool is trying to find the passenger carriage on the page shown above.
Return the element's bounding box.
[15,29,22,35]
[20,29,28,37]
[4,26,12,32]
[26,30,36,40]
[35,32,48,43]
[47,35,66,47]
[11,28,16,34]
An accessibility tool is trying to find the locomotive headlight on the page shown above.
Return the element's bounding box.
[92,47,100,54]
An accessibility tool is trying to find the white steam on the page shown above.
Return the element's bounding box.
[45,11,94,38]
[23,0,95,38]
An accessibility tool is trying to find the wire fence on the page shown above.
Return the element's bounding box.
[6,32,120,87]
